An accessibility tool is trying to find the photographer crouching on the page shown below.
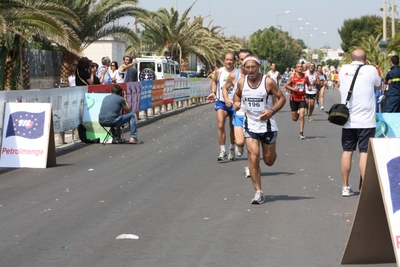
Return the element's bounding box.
[98,84,143,144]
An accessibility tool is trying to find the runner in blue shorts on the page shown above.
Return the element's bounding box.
[206,52,236,161]
[222,49,252,177]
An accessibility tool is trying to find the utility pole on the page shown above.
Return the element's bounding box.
[392,0,395,38]
[383,0,387,41]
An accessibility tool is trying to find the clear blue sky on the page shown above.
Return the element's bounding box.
[133,0,385,49]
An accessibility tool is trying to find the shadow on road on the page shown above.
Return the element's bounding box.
[264,194,314,202]
[262,171,296,176]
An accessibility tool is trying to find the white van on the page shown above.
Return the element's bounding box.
[135,56,181,81]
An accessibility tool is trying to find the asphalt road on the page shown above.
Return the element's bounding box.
[0,88,397,267]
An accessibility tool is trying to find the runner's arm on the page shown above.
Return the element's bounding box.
[207,68,220,101]
[260,77,286,120]
[221,72,235,106]
[284,74,297,91]
[233,77,244,111]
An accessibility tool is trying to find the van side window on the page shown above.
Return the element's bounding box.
[163,63,168,74]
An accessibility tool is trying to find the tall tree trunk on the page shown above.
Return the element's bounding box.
[8,36,23,90]
[0,44,11,91]
[22,47,30,89]
[61,51,79,87]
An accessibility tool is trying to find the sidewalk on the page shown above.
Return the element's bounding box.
[54,97,208,153]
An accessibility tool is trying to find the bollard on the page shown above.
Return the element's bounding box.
[58,132,66,145]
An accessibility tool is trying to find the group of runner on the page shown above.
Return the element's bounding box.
[206,51,333,205]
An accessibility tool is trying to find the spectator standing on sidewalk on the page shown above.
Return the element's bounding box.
[384,55,400,112]
[338,49,381,197]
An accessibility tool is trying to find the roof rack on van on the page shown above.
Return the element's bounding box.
[139,56,168,59]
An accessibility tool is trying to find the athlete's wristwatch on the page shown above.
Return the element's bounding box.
[271,109,276,115]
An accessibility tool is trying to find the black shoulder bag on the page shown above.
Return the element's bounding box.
[327,65,363,126]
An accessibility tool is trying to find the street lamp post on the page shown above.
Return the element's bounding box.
[275,10,290,30]
[298,22,309,39]
[289,18,302,37]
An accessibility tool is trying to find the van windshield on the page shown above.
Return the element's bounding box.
[139,62,155,72]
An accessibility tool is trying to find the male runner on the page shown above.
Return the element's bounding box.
[206,52,236,161]
[305,63,317,121]
[222,49,252,177]
[284,63,310,139]
[234,54,286,204]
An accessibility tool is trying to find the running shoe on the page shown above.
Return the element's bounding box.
[244,166,251,178]
[342,186,354,197]
[235,145,244,157]
[251,190,264,204]
[228,148,235,161]
[308,116,313,121]
[299,132,305,139]
[320,106,324,111]
[217,150,227,161]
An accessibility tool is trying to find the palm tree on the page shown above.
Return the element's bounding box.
[52,0,146,83]
[136,2,241,71]
[342,34,389,72]
[0,0,81,90]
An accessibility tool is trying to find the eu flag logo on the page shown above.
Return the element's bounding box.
[6,111,45,139]
[387,157,400,214]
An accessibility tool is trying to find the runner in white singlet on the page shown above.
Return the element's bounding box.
[221,49,252,177]
[234,54,286,205]
[206,52,236,161]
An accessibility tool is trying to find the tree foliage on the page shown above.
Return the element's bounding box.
[136,2,241,71]
[0,0,81,90]
[338,15,382,53]
[248,27,304,73]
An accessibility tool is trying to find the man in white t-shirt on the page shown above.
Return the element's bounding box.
[338,49,381,197]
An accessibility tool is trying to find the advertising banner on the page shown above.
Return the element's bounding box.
[0,103,56,168]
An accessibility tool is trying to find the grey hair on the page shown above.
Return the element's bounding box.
[101,56,110,65]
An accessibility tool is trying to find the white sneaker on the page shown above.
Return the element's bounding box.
[244,166,250,178]
[342,186,354,197]
[217,150,227,161]
[320,105,324,111]
[299,132,305,139]
[235,145,244,157]
[251,190,264,204]
[228,148,235,161]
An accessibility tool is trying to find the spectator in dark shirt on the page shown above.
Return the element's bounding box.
[98,84,142,144]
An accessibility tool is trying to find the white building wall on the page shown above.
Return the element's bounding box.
[82,38,126,65]
[320,48,344,61]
